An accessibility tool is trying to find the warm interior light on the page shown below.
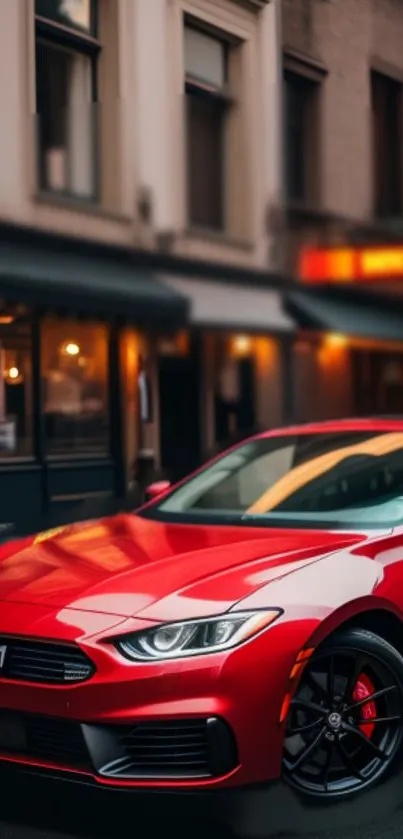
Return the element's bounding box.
[232,335,251,356]
[0,316,15,325]
[4,366,23,385]
[62,342,81,356]
[324,333,347,348]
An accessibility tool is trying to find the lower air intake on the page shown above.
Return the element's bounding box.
[100,717,238,780]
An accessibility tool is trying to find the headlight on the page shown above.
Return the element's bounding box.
[114,609,282,662]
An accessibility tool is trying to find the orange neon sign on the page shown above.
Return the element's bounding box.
[299,245,403,283]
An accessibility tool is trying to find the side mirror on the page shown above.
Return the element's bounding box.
[145,480,171,502]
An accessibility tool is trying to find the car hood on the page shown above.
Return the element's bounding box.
[0,514,371,620]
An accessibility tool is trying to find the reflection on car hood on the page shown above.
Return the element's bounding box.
[0,514,371,618]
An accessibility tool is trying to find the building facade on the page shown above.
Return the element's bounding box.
[0,0,290,533]
[281,0,403,423]
[282,0,403,241]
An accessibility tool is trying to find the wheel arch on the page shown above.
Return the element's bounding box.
[278,599,403,730]
[307,597,403,656]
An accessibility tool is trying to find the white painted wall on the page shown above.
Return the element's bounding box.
[0,0,30,218]
[131,0,175,231]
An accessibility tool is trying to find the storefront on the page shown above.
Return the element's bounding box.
[0,223,188,535]
[283,244,403,421]
[160,275,295,477]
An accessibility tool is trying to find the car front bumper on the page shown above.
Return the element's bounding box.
[0,604,314,796]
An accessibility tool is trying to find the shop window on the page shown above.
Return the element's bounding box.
[41,319,109,455]
[371,70,402,218]
[35,0,99,199]
[0,314,33,458]
[185,25,230,230]
[352,348,403,415]
[214,335,256,447]
[284,70,320,204]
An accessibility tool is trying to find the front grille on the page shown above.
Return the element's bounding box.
[100,718,238,780]
[0,638,95,684]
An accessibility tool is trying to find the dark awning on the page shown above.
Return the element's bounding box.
[161,275,295,332]
[0,243,189,326]
[285,288,403,342]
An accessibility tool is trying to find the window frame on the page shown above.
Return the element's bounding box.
[35,0,99,40]
[371,69,403,219]
[283,65,322,207]
[184,21,233,233]
[35,0,101,202]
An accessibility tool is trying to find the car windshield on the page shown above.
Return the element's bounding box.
[140,430,403,529]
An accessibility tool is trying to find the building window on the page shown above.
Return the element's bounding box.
[371,71,402,218]
[0,310,33,458]
[184,25,230,230]
[284,70,319,204]
[41,319,109,455]
[35,0,100,199]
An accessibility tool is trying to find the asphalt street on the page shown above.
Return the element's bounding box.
[1,778,403,839]
[2,811,403,839]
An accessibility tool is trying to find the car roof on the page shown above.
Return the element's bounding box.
[259,417,403,438]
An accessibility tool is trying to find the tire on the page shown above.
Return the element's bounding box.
[279,626,403,834]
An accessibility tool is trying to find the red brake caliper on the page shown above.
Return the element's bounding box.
[352,673,376,738]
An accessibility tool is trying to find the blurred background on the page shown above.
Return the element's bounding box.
[1,0,403,536]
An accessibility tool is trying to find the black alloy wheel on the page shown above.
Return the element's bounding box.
[283,627,403,799]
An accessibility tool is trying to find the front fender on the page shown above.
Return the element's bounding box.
[304,594,403,650]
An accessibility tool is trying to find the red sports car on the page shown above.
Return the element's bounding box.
[2,418,403,836]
